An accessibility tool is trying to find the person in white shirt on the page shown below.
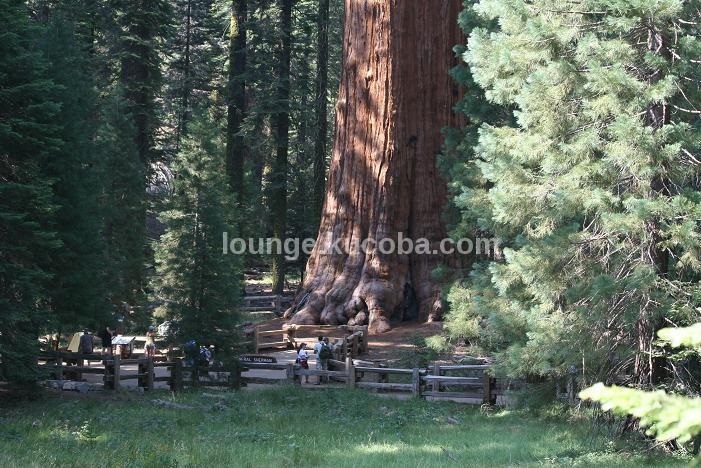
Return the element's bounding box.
[313,336,324,368]
[296,343,310,383]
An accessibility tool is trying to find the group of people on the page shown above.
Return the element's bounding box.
[296,336,334,384]
[77,327,114,355]
[77,326,157,358]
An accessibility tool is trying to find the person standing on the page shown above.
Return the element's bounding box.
[97,326,113,355]
[313,336,324,369]
[317,337,332,385]
[296,343,310,384]
[78,330,94,354]
[144,326,157,358]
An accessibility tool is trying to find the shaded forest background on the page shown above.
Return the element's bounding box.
[1,0,344,381]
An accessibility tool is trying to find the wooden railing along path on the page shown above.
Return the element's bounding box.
[254,323,368,358]
[241,295,292,317]
[38,351,499,404]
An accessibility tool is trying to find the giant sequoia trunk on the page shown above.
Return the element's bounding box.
[286,0,463,333]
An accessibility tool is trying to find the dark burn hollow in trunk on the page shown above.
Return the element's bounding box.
[285,0,464,333]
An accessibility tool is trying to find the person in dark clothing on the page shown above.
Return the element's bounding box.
[78,330,94,354]
[97,326,113,355]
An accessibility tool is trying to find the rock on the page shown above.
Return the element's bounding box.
[62,381,78,391]
[45,380,63,389]
[355,312,367,326]
[61,381,96,393]
[446,416,460,425]
[152,399,195,410]
[76,383,91,394]
[211,401,228,412]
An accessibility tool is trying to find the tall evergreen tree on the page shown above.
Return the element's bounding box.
[225,0,248,199]
[108,0,171,312]
[152,116,241,352]
[165,0,224,152]
[116,0,170,167]
[448,0,701,386]
[99,92,147,316]
[0,0,61,383]
[40,12,111,331]
[269,0,293,294]
[312,0,329,227]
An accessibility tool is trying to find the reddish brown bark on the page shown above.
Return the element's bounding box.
[285,0,463,333]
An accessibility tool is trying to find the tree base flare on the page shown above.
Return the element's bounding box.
[286,0,464,333]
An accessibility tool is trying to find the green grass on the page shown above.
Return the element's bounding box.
[0,386,689,467]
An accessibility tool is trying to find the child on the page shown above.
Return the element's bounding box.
[144,326,156,358]
[296,342,310,384]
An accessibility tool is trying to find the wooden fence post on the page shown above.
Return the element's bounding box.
[57,355,64,381]
[346,357,356,389]
[103,359,112,389]
[432,363,440,395]
[146,357,154,391]
[411,368,421,398]
[351,334,359,358]
[274,295,281,316]
[171,360,183,392]
[138,360,146,389]
[293,364,301,385]
[229,360,242,390]
[254,326,260,354]
[192,365,199,388]
[77,357,84,381]
[286,327,296,349]
[113,355,121,391]
[286,363,295,383]
[482,371,495,405]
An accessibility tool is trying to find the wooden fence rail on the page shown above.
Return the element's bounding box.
[254,324,368,357]
[242,295,292,316]
[37,351,499,405]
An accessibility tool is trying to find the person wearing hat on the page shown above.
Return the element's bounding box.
[144,326,157,358]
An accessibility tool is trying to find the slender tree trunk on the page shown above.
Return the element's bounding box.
[226,0,248,199]
[178,0,192,147]
[312,0,329,226]
[120,18,156,167]
[635,25,671,386]
[285,0,463,333]
[270,0,293,294]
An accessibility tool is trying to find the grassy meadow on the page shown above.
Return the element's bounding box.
[0,386,690,467]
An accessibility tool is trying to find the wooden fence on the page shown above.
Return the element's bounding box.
[38,351,499,404]
[242,295,292,317]
[38,352,243,392]
[254,324,368,358]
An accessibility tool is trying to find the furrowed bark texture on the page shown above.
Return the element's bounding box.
[286,0,463,333]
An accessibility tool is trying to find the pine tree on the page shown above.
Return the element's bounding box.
[106,0,171,316]
[40,11,111,331]
[99,92,147,318]
[165,0,225,152]
[450,0,701,385]
[225,0,248,199]
[152,115,241,353]
[115,0,171,166]
[312,0,329,227]
[269,0,293,294]
[0,0,61,384]
[440,2,513,350]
